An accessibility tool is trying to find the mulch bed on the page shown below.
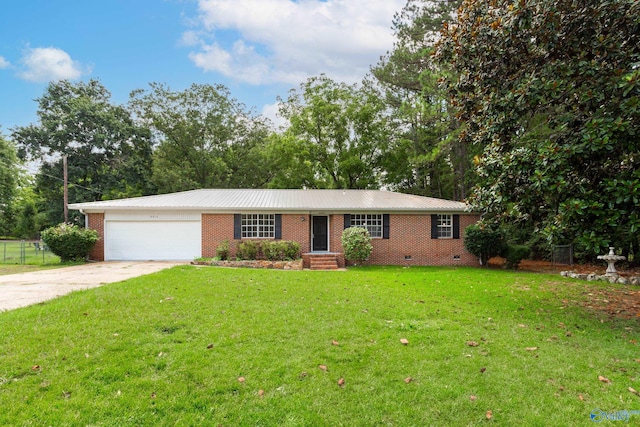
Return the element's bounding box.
[489,257,640,320]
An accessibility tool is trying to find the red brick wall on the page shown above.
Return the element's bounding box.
[87,213,105,261]
[90,212,479,266]
[202,214,311,258]
[330,213,480,267]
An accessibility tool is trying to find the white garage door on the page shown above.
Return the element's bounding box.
[105,212,201,261]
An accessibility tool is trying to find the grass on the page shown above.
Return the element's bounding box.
[0,266,638,426]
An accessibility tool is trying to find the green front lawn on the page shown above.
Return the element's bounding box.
[0,266,637,425]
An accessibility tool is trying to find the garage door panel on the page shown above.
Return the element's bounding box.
[105,221,201,261]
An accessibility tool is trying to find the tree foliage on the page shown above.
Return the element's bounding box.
[129,83,273,193]
[273,75,394,189]
[436,0,640,256]
[372,0,475,200]
[463,224,505,267]
[12,80,154,226]
[0,134,21,235]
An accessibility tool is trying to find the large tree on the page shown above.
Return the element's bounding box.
[129,83,272,193]
[372,0,473,200]
[13,80,154,225]
[272,75,394,189]
[435,0,640,256]
[0,134,21,235]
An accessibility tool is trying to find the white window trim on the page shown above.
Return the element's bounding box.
[241,213,275,239]
[350,214,383,238]
[437,214,453,239]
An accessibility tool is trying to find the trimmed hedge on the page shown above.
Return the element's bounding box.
[235,240,300,261]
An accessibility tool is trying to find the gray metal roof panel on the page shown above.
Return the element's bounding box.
[68,189,470,212]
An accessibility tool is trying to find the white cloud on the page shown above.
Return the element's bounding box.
[0,56,10,69]
[185,0,405,85]
[261,101,288,130]
[18,47,89,83]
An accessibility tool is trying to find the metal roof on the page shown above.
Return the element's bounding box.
[68,189,470,213]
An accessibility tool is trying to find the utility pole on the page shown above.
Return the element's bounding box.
[63,154,68,223]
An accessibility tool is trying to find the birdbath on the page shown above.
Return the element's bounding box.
[597,247,626,277]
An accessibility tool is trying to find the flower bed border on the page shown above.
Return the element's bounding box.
[192,259,303,270]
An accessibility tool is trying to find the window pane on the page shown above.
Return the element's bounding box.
[350,214,382,238]
[241,214,275,238]
[437,214,452,238]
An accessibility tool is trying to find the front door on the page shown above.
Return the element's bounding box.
[312,216,329,252]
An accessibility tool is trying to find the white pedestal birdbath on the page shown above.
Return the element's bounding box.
[597,247,626,277]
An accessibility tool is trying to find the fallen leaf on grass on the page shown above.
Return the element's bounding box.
[31,365,40,371]
[400,338,409,345]
[598,375,611,384]
[629,387,638,395]
[525,347,538,351]
[486,410,493,420]
[332,340,339,346]
[470,395,477,401]
[151,392,156,399]
[338,378,345,387]
[258,389,265,398]
[206,343,214,349]
[480,367,486,373]
[238,377,246,383]
[319,365,328,372]
[466,341,479,347]
[579,394,584,401]
[404,377,413,384]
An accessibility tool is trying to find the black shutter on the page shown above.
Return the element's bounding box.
[431,214,438,239]
[383,214,390,239]
[453,215,460,239]
[234,214,241,240]
[344,214,351,229]
[275,214,282,239]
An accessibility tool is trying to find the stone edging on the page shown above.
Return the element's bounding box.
[561,271,640,285]
[191,259,303,270]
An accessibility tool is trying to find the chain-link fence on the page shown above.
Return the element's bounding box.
[552,244,573,266]
[0,240,59,264]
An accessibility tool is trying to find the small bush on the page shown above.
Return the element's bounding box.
[341,227,373,263]
[41,223,99,262]
[503,244,531,270]
[263,241,301,261]
[463,224,506,267]
[284,241,301,260]
[216,240,230,261]
[236,240,261,260]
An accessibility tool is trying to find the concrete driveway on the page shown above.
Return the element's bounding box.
[0,261,183,311]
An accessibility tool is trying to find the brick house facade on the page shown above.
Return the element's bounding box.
[73,189,481,267]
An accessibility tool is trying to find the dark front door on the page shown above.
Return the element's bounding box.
[312,216,329,252]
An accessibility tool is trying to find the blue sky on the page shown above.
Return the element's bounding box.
[0,0,405,132]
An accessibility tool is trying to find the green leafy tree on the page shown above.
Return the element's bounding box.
[129,83,273,193]
[274,75,394,189]
[12,80,155,226]
[372,0,475,200]
[0,134,21,236]
[436,0,640,258]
